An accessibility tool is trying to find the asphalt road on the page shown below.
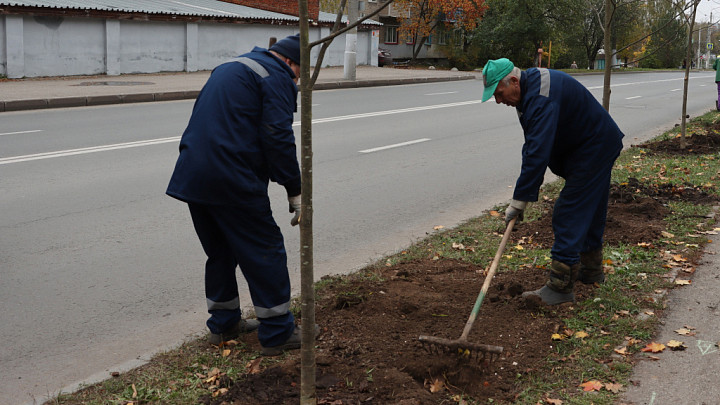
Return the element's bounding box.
[0,71,716,404]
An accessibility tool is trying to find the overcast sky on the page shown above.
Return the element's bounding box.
[696,0,720,22]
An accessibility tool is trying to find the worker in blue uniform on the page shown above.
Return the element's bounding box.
[481,58,625,305]
[166,34,308,355]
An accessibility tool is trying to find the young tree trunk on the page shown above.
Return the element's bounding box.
[681,0,700,150]
[297,3,316,405]
[297,2,396,403]
[602,0,613,111]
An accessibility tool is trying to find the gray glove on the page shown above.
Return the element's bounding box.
[505,200,527,225]
[288,195,301,226]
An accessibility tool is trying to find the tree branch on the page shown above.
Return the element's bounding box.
[310,0,348,87]
[309,0,394,48]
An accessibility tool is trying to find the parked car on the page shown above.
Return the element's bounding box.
[378,48,392,67]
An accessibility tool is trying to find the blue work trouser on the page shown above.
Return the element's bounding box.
[188,200,295,347]
[551,155,617,265]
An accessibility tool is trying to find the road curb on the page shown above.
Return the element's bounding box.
[1,76,477,112]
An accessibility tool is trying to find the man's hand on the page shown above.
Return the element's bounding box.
[505,200,527,225]
[288,195,301,226]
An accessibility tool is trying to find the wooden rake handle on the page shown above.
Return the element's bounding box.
[459,217,517,341]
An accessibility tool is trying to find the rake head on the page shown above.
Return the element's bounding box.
[418,335,504,363]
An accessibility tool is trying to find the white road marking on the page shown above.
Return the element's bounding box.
[670,88,682,92]
[2,74,714,165]
[3,100,472,164]
[292,100,482,126]
[425,91,458,96]
[0,130,43,136]
[359,138,431,153]
[584,75,711,90]
[625,96,642,100]
[0,136,180,165]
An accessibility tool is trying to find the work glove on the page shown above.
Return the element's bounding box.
[288,194,301,226]
[505,200,527,226]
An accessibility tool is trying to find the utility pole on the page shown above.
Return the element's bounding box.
[343,0,358,80]
[707,12,713,68]
[698,19,702,69]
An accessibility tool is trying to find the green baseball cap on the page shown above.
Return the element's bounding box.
[482,58,514,102]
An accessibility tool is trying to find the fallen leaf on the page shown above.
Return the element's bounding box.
[641,342,666,353]
[452,242,465,250]
[515,245,524,250]
[579,380,603,392]
[574,331,589,339]
[221,349,231,357]
[489,210,501,217]
[675,328,696,336]
[433,225,444,230]
[614,347,628,355]
[545,398,563,405]
[551,333,566,341]
[426,378,444,393]
[661,231,675,238]
[204,375,217,384]
[604,383,622,393]
[132,383,138,399]
[672,254,687,262]
[246,358,263,374]
[675,279,691,286]
[667,340,687,351]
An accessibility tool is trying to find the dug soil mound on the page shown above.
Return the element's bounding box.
[202,136,720,405]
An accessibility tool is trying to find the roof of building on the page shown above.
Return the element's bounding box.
[0,0,296,21]
[317,10,381,26]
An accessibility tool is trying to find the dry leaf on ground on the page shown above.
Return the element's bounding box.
[667,340,687,351]
[579,380,603,392]
[605,382,623,393]
[641,342,666,353]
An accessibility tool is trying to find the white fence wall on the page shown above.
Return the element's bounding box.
[0,14,379,78]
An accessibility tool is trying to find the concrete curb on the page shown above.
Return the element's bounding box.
[0,76,476,112]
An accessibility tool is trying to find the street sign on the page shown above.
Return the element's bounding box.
[708,43,714,50]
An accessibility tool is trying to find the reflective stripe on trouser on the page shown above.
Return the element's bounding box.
[188,201,295,347]
[550,154,617,265]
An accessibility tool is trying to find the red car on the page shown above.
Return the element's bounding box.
[378,48,392,67]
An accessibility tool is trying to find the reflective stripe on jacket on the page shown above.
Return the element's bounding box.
[167,47,300,205]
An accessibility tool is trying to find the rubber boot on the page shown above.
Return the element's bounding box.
[522,260,578,305]
[577,248,605,284]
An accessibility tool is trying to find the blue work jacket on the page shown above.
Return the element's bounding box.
[167,47,301,206]
[513,68,624,202]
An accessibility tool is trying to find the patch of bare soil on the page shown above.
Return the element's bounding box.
[636,131,720,155]
[202,137,720,405]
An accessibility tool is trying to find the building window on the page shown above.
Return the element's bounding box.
[404,31,415,45]
[425,34,432,46]
[438,32,449,45]
[385,26,398,44]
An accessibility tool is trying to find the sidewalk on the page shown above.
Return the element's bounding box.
[0,65,478,112]
[621,218,720,404]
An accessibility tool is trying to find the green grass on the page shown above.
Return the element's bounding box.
[48,110,720,404]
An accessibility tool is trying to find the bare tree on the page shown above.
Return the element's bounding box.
[296,1,394,403]
[680,0,701,149]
